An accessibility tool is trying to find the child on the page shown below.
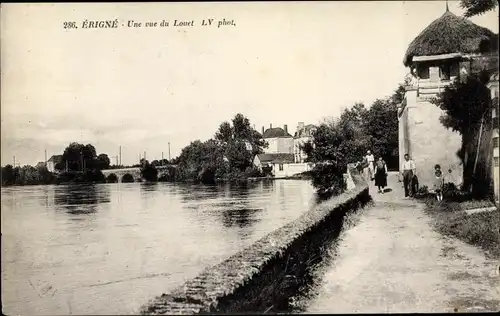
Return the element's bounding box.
[433,164,444,201]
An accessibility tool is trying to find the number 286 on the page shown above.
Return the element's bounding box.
[63,22,77,29]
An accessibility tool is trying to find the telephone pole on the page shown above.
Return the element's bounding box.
[168,142,171,161]
[144,151,146,161]
[80,151,84,172]
[119,146,122,166]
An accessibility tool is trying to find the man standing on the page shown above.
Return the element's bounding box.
[402,154,416,198]
[366,150,375,181]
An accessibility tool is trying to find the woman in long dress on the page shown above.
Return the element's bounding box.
[374,157,388,193]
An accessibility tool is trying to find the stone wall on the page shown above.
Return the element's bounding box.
[138,165,370,315]
[400,89,463,187]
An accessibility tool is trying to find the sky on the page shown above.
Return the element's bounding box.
[1,1,498,167]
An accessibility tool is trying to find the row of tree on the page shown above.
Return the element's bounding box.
[2,143,115,186]
[1,164,56,186]
[173,113,267,183]
[302,82,404,197]
[107,114,267,185]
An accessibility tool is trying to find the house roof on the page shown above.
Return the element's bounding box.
[403,10,497,67]
[256,153,295,164]
[294,124,316,137]
[48,155,63,163]
[262,127,293,138]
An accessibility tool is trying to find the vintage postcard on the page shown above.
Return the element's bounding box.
[1,1,499,315]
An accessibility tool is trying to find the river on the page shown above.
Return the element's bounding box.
[1,180,316,315]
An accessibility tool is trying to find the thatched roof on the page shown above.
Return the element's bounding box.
[403,10,497,67]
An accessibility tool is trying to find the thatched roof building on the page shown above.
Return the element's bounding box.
[403,10,498,67]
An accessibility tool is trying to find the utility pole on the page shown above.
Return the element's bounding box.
[162,152,164,165]
[144,151,146,161]
[168,142,171,161]
[80,151,84,172]
[45,149,47,165]
[119,146,122,166]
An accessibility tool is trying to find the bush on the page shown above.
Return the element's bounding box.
[310,163,345,199]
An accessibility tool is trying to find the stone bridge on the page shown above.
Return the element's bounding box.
[101,165,174,183]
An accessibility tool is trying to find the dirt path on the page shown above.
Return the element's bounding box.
[305,173,500,313]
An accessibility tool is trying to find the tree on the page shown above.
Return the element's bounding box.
[97,154,111,170]
[1,165,15,186]
[431,74,492,197]
[61,142,98,171]
[151,159,169,167]
[176,139,226,183]
[363,98,399,169]
[36,165,55,184]
[304,81,403,196]
[303,121,347,197]
[215,121,233,143]
[140,159,158,182]
[214,113,268,172]
[460,0,498,18]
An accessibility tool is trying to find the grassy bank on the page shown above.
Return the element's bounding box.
[423,198,500,259]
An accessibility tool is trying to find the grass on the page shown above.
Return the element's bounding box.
[423,197,500,259]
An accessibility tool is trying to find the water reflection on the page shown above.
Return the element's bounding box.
[2,180,316,315]
[178,183,219,201]
[140,182,159,193]
[220,207,261,229]
[54,184,111,215]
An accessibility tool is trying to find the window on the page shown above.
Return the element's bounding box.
[418,66,430,79]
[495,157,499,167]
[279,164,284,171]
[450,62,459,77]
[493,137,499,148]
[440,64,451,80]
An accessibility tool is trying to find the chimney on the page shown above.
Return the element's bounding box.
[270,123,272,129]
[284,124,288,134]
[262,126,265,135]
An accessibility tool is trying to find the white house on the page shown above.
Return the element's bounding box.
[253,153,312,178]
[293,122,316,163]
[261,124,294,154]
[46,155,63,173]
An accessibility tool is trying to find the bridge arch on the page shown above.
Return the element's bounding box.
[122,173,135,183]
[106,173,118,183]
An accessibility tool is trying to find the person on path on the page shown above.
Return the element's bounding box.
[374,157,388,193]
[360,156,369,179]
[366,150,375,181]
[433,164,444,201]
[402,154,416,198]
